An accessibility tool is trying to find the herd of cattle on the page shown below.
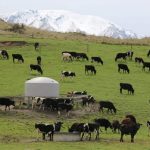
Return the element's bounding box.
[0,43,150,143]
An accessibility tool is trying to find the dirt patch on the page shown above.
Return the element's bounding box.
[0,41,27,47]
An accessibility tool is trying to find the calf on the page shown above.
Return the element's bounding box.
[0,97,15,111]
[99,101,117,114]
[120,83,134,95]
[91,56,103,65]
[12,54,24,63]
[94,118,112,132]
[120,117,141,142]
[35,122,63,141]
[115,53,127,61]
[118,64,130,73]
[61,71,76,78]
[30,64,43,75]
[85,65,96,75]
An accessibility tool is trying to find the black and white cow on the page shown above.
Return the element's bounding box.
[0,50,9,59]
[142,61,150,71]
[120,83,134,94]
[118,64,130,73]
[32,97,45,110]
[76,53,89,61]
[61,71,76,78]
[115,53,127,61]
[30,64,43,75]
[35,122,63,141]
[85,65,96,75]
[135,57,144,64]
[91,56,103,65]
[12,54,24,63]
[0,97,15,111]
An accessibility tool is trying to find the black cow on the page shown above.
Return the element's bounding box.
[35,122,63,141]
[68,122,100,140]
[135,57,144,64]
[147,121,150,136]
[0,97,15,111]
[67,91,87,97]
[37,56,41,65]
[112,120,120,133]
[30,64,43,75]
[120,83,134,95]
[12,54,24,63]
[0,50,9,59]
[34,42,39,50]
[91,57,103,65]
[142,61,150,71]
[61,71,76,78]
[115,53,127,61]
[147,50,150,57]
[120,117,141,142]
[94,118,112,132]
[99,101,117,114]
[76,53,89,61]
[85,65,96,75]
[118,64,130,73]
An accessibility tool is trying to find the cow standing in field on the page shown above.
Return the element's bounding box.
[0,97,15,111]
[91,56,103,65]
[115,53,127,61]
[142,61,150,71]
[99,101,117,114]
[35,122,63,141]
[0,50,9,59]
[61,71,76,79]
[30,64,43,75]
[76,53,89,61]
[67,91,87,97]
[12,54,24,63]
[135,57,144,64]
[62,52,73,62]
[120,115,142,142]
[118,64,130,73]
[120,83,134,95]
[34,42,39,50]
[85,65,96,75]
[37,56,41,65]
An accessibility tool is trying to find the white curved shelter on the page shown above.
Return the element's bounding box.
[25,77,59,97]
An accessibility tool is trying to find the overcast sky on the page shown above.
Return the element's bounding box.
[0,0,150,37]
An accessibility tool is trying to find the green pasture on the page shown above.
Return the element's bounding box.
[0,35,150,149]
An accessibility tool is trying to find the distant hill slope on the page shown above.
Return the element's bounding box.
[3,10,137,39]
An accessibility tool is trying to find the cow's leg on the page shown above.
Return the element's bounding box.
[120,133,124,142]
[42,133,46,140]
[120,88,122,94]
[88,132,91,141]
[81,132,84,141]
[131,134,134,143]
[5,105,7,111]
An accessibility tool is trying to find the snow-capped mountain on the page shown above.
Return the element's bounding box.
[2,10,137,38]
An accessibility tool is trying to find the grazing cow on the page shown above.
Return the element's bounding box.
[85,65,96,75]
[82,95,95,107]
[118,64,130,73]
[35,122,63,140]
[67,91,87,97]
[12,54,24,63]
[112,120,120,133]
[30,64,43,75]
[61,71,76,78]
[62,51,77,59]
[34,42,39,50]
[62,53,72,62]
[68,122,100,140]
[76,53,89,61]
[115,53,127,61]
[135,57,144,64]
[142,61,150,71]
[37,56,41,65]
[120,116,141,142]
[147,121,150,136]
[0,97,15,111]
[147,50,150,57]
[126,51,134,60]
[94,118,112,132]
[0,50,9,59]
[99,101,117,114]
[91,56,103,65]
[120,83,134,95]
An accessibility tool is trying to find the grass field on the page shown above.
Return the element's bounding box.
[0,35,150,150]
